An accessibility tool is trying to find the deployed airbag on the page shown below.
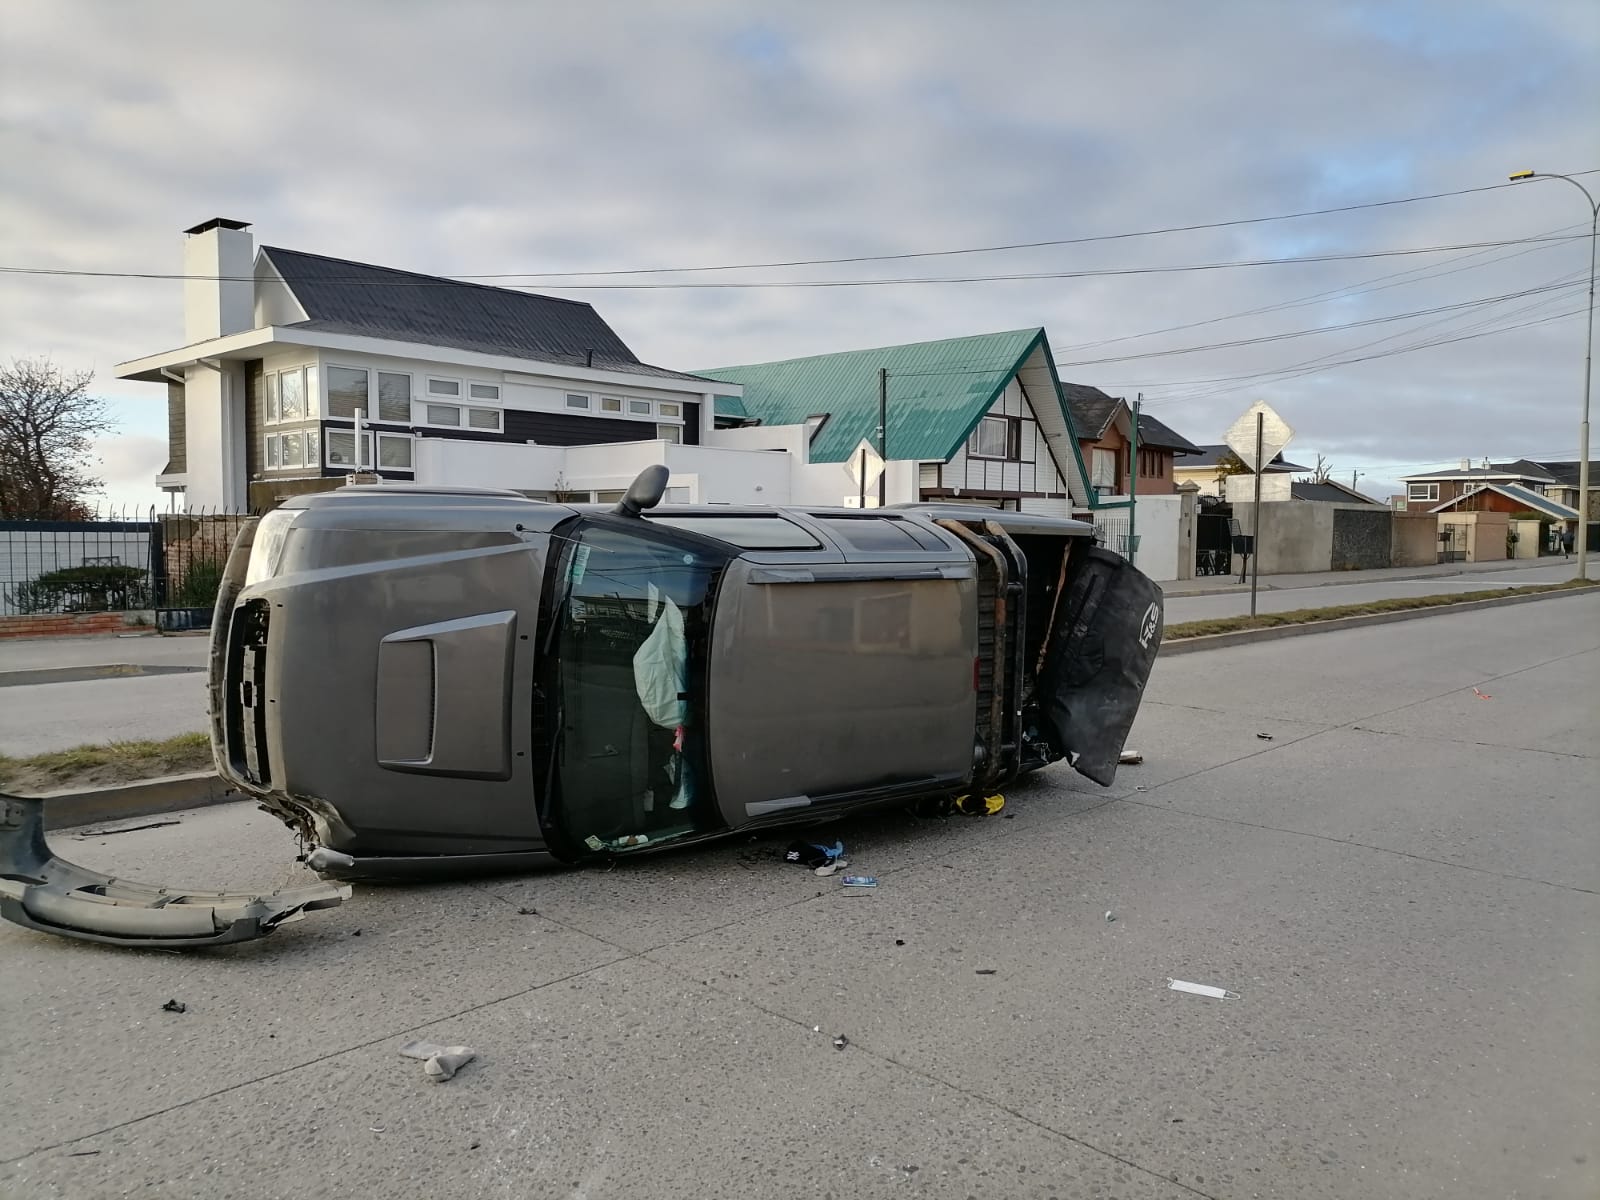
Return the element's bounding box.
[0,793,350,949]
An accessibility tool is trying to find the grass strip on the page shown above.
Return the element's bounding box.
[0,731,212,792]
[1165,578,1595,641]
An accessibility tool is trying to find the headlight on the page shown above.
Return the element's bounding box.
[245,509,298,586]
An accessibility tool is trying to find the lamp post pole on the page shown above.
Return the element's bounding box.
[1510,170,1597,578]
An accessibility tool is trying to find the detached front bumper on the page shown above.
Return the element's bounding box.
[0,793,350,949]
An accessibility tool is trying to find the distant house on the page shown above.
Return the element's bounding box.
[1532,460,1595,518]
[1428,481,1579,527]
[1395,459,1556,514]
[1172,444,1311,502]
[1057,385,1203,497]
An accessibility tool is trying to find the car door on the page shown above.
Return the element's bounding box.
[1035,544,1163,786]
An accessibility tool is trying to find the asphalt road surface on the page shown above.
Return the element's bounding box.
[3,591,1595,1199]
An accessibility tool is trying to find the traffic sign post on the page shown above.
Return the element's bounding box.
[846,438,885,509]
[1223,401,1295,617]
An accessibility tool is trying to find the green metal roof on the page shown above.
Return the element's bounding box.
[696,328,1053,464]
[712,395,748,419]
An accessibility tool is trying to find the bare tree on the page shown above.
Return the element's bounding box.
[1311,453,1333,484]
[0,357,115,519]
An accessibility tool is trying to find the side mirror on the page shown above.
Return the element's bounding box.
[614,464,670,517]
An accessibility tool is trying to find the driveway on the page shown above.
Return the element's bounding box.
[2,591,1595,1199]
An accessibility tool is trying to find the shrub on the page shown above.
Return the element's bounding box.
[171,558,225,609]
[11,563,150,613]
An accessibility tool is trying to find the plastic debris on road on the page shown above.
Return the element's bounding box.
[785,840,846,869]
[841,875,878,888]
[1256,733,1274,741]
[1118,750,1143,765]
[1472,687,1493,700]
[399,1040,478,1082]
[954,793,1005,815]
[832,1034,849,1051]
[1167,978,1240,1000]
[161,998,186,1013]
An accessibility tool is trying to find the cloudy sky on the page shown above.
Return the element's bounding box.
[3,0,1597,511]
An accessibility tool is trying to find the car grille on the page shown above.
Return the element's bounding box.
[225,599,273,786]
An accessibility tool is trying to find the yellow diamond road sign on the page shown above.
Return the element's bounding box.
[1224,401,1294,474]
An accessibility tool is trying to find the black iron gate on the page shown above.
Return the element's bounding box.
[1437,522,1468,564]
[152,513,253,632]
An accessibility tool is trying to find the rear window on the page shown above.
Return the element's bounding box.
[815,516,948,552]
[645,515,822,550]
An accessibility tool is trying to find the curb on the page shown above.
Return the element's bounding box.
[1159,560,1584,599]
[35,771,242,831]
[1159,584,1599,657]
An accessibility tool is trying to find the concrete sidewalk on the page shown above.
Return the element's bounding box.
[1160,552,1590,597]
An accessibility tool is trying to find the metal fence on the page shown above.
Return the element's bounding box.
[1091,516,1139,561]
[0,509,253,629]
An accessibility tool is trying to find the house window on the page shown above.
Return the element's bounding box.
[658,402,681,419]
[377,433,414,470]
[658,424,682,444]
[1408,483,1440,501]
[327,365,369,420]
[599,396,622,413]
[424,403,501,432]
[305,365,319,415]
[305,428,319,469]
[469,382,500,401]
[377,372,412,421]
[279,369,305,421]
[264,435,280,468]
[566,393,590,410]
[428,378,461,398]
[968,415,1016,460]
[326,429,367,468]
[281,431,304,468]
[264,372,279,423]
[628,399,652,416]
[1091,447,1118,492]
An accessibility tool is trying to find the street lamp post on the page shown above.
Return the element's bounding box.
[1510,169,1597,578]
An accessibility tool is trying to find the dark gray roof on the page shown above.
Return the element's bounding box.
[1532,460,1581,487]
[1136,413,1203,455]
[1060,384,1122,440]
[1291,480,1380,504]
[1401,461,1556,482]
[1182,443,1310,472]
[261,247,724,384]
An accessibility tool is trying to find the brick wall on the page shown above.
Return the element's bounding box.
[0,611,152,639]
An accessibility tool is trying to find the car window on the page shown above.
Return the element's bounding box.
[645,515,822,549]
[815,516,942,552]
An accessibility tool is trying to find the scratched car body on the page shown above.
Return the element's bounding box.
[0,467,1162,947]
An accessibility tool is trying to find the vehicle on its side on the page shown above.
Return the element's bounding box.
[0,467,1162,948]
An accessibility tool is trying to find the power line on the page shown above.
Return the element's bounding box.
[0,236,1591,290]
[879,275,1585,381]
[1050,221,1589,354]
[1137,306,1586,407]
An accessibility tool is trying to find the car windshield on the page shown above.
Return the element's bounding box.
[545,521,728,854]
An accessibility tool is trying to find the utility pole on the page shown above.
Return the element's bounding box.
[1250,411,1264,617]
[1127,395,1140,567]
[877,367,888,509]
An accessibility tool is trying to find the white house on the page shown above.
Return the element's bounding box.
[115,219,753,511]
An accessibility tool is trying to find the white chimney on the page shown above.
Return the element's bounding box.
[182,218,253,343]
[1459,458,1471,471]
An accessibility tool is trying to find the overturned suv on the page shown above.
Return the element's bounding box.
[1,468,1161,948]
